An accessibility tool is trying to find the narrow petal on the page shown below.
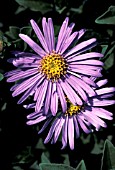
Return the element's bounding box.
[77,29,86,39]
[69,60,104,66]
[73,116,80,138]
[7,68,38,82]
[89,99,115,106]
[53,117,65,143]
[27,115,47,125]
[48,18,55,51]
[67,52,103,62]
[30,19,49,53]
[35,79,49,113]
[70,67,102,77]
[57,82,67,113]
[44,118,60,143]
[68,117,74,150]
[59,22,75,52]
[82,76,96,87]
[65,76,85,103]
[38,117,53,134]
[83,109,107,127]
[42,17,50,52]
[4,69,21,77]
[12,73,40,97]
[60,32,78,54]
[91,107,113,120]
[69,65,102,71]
[96,79,108,87]
[59,79,80,105]
[43,81,52,115]
[96,87,115,96]
[64,38,97,58]
[56,17,69,53]
[50,82,58,116]
[24,103,35,109]
[68,74,96,96]
[17,77,43,104]
[62,116,68,149]
[27,111,42,120]
[77,115,91,133]
[19,34,46,57]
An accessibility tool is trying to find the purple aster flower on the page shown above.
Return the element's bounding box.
[25,79,115,150]
[5,17,104,116]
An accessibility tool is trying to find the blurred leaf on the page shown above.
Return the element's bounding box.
[15,0,52,14]
[91,134,104,154]
[35,138,46,150]
[0,73,4,81]
[103,42,115,70]
[39,163,75,170]
[101,45,108,55]
[1,102,7,111]
[41,153,50,163]
[76,160,87,170]
[55,6,67,14]
[13,146,33,164]
[29,161,40,170]
[101,139,115,170]
[61,154,70,165]
[20,26,32,36]
[104,53,114,70]
[5,26,20,40]
[12,166,24,170]
[80,134,91,144]
[12,39,27,50]
[15,6,27,14]
[95,6,115,25]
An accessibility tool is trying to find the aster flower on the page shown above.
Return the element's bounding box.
[5,17,104,116]
[25,79,115,150]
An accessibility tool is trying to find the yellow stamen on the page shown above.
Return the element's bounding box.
[39,52,68,81]
[65,98,82,116]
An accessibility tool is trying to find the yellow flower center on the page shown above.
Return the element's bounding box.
[39,52,68,81]
[66,104,81,116]
[65,98,82,116]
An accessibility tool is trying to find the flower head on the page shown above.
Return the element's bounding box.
[5,17,104,116]
[26,79,115,150]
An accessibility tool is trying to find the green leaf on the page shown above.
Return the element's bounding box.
[95,6,115,25]
[76,160,87,170]
[15,6,27,14]
[41,153,50,163]
[35,138,46,150]
[61,154,70,165]
[29,161,40,170]
[15,0,52,14]
[20,26,32,36]
[5,26,20,40]
[39,163,75,170]
[101,139,115,170]
[103,42,115,70]
[104,53,114,70]
[101,45,108,55]
[0,73,4,81]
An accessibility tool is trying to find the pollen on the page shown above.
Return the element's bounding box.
[65,98,82,116]
[66,104,81,116]
[39,52,68,81]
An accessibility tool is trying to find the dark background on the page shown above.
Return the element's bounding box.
[0,0,115,170]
